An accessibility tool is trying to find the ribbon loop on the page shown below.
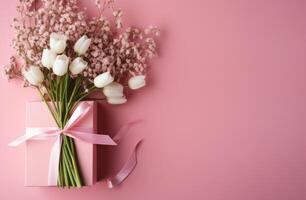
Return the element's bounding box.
[64,102,92,130]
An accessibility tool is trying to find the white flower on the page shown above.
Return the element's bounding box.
[74,35,91,55]
[107,96,127,105]
[94,71,114,88]
[41,49,56,69]
[104,82,127,104]
[69,57,88,75]
[128,75,146,90]
[52,54,70,76]
[23,65,44,86]
[50,33,68,54]
[103,82,124,97]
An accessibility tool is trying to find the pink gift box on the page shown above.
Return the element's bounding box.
[25,101,97,186]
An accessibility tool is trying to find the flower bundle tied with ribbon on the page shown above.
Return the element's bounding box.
[4,0,159,188]
[9,102,142,188]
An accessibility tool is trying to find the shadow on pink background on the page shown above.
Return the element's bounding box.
[1,0,306,199]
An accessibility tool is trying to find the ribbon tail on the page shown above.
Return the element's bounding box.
[8,134,32,146]
[48,135,62,186]
[106,140,142,188]
[112,120,142,143]
[66,131,117,145]
[8,127,61,147]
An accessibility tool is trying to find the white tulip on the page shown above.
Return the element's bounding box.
[41,49,57,69]
[74,35,91,55]
[107,96,127,105]
[50,33,68,54]
[94,71,114,88]
[69,57,88,75]
[128,75,146,90]
[103,82,124,98]
[52,54,70,76]
[23,65,44,86]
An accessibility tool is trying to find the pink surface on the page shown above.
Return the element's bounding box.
[25,101,97,186]
[0,0,306,199]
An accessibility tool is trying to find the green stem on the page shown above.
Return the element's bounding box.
[44,86,60,120]
[63,145,76,187]
[62,158,69,187]
[64,137,82,187]
[37,88,61,127]
[55,77,61,126]
[58,158,63,187]
[40,74,91,188]
[68,137,75,156]
[64,147,77,186]
[63,77,83,125]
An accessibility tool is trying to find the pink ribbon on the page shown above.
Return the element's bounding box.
[8,102,141,188]
[106,140,142,188]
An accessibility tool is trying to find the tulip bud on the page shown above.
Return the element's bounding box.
[103,82,124,97]
[41,49,56,69]
[94,71,114,88]
[69,57,88,75]
[107,96,127,105]
[74,35,91,55]
[23,65,44,86]
[50,33,68,54]
[128,75,146,90]
[52,54,70,76]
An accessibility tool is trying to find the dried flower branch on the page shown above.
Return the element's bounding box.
[8,0,159,87]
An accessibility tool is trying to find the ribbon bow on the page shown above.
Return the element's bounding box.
[9,102,141,188]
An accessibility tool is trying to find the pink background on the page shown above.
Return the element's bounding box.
[0,0,306,199]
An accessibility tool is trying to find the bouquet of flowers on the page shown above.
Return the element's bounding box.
[4,0,159,188]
